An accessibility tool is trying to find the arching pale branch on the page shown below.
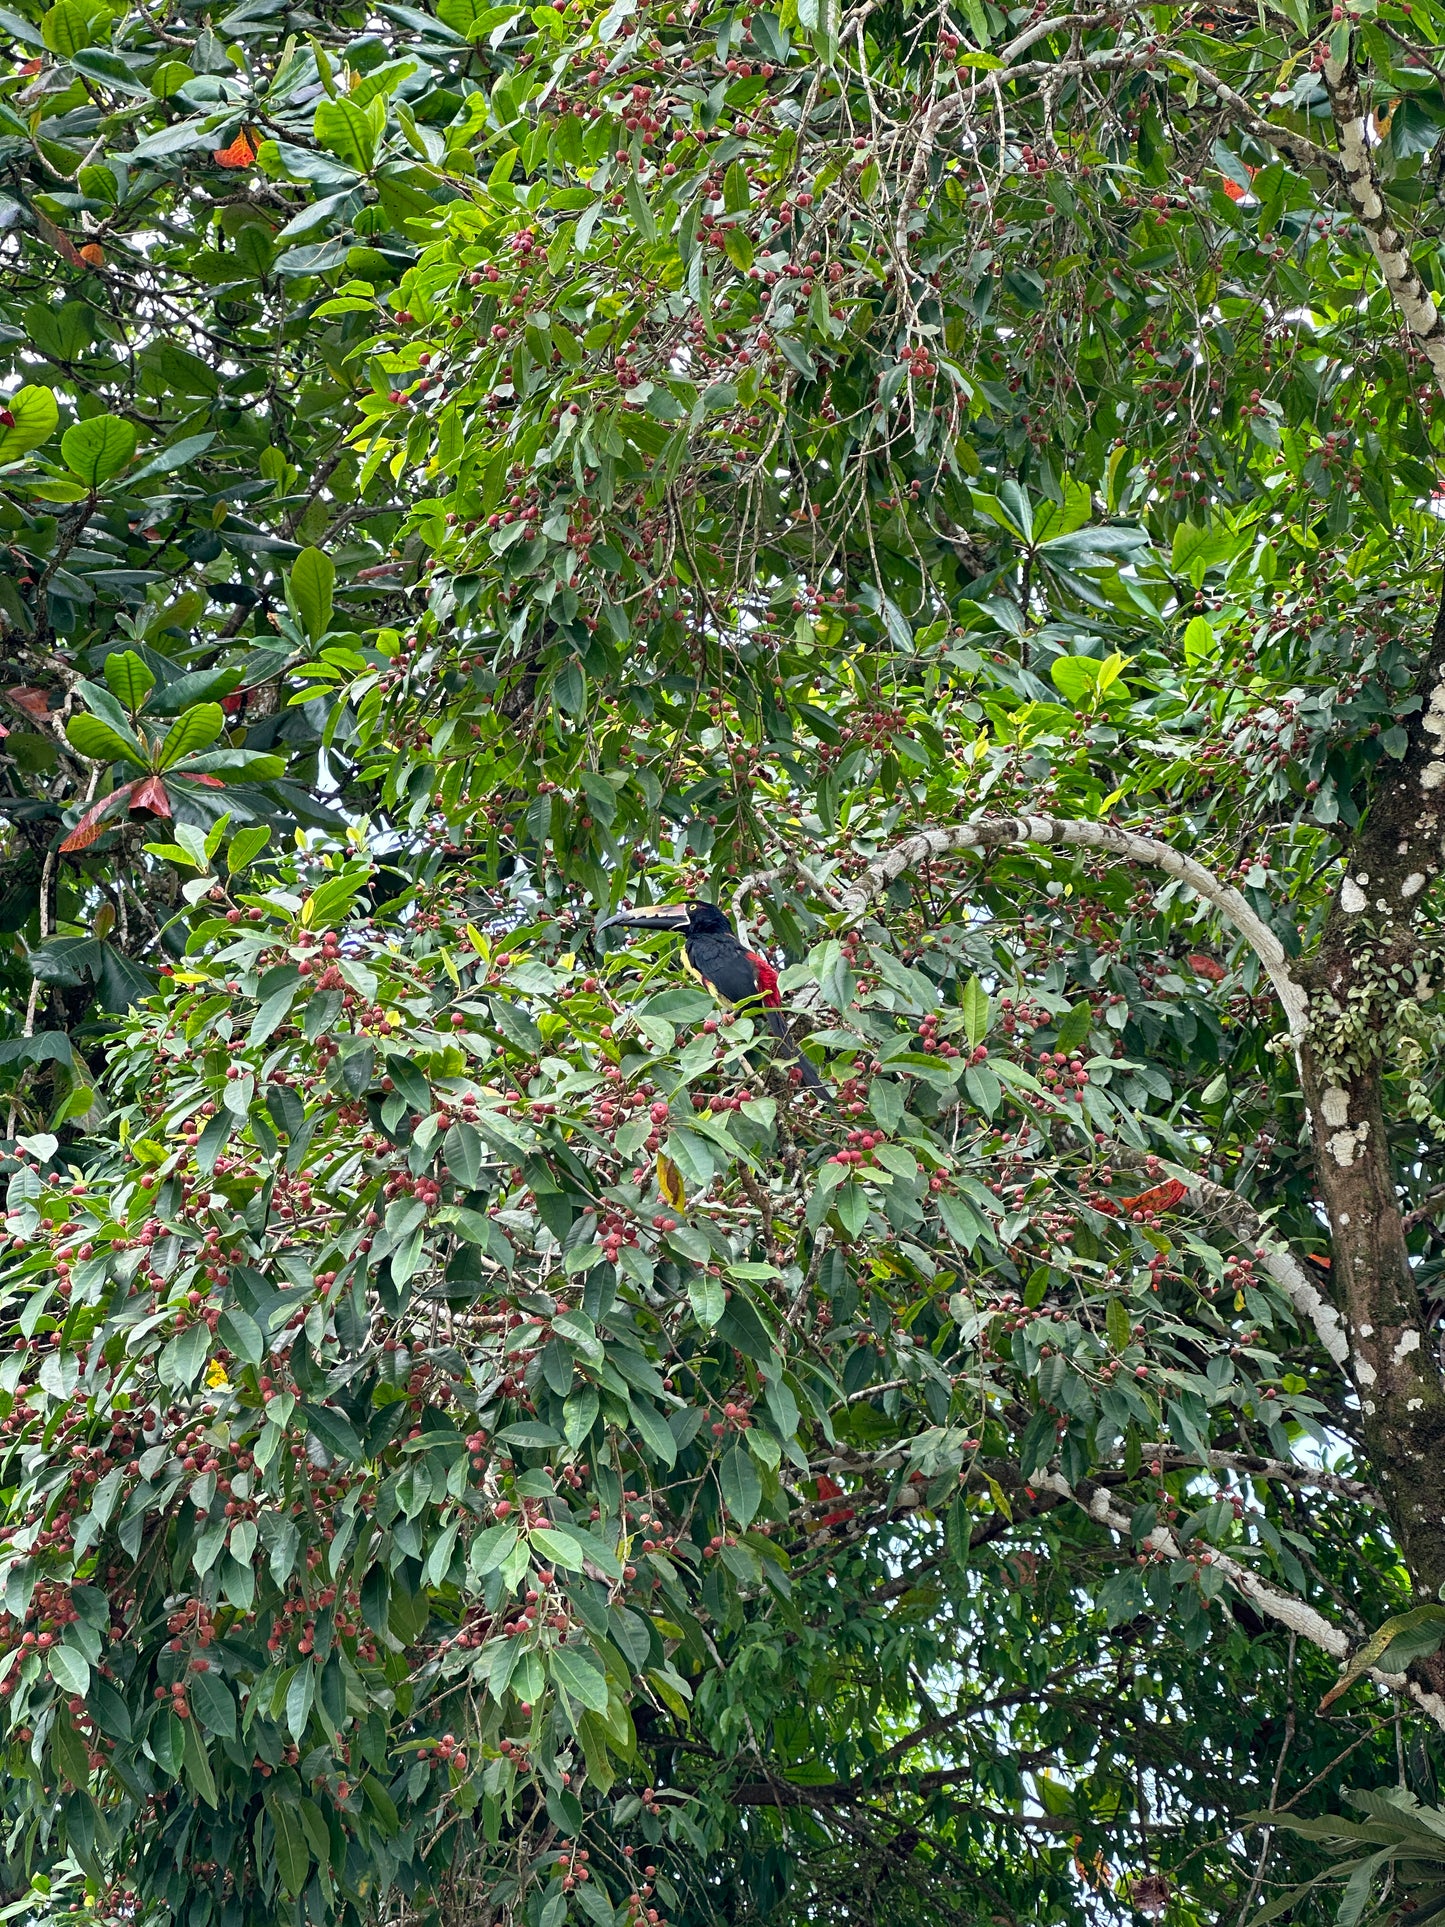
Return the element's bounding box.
[1043,1473,1445,1730]
[834,815,1309,1043]
[732,854,842,949]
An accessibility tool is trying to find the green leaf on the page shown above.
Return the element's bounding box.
[126,431,217,485]
[314,94,383,170]
[1055,1002,1092,1054]
[157,704,225,769]
[1106,1296,1133,1353]
[444,1119,484,1187]
[41,0,105,54]
[720,1443,762,1527]
[468,1523,518,1577]
[564,1386,599,1449]
[48,1643,90,1696]
[181,1714,218,1807]
[218,1306,264,1366]
[187,1668,236,1738]
[960,975,990,1046]
[723,227,754,272]
[290,546,335,643]
[60,413,138,486]
[549,1644,611,1713]
[158,1321,210,1389]
[227,826,271,871]
[688,1273,725,1329]
[65,714,145,767]
[267,1796,310,1895]
[0,385,59,462]
[530,1524,587,1571]
[304,1402,364,1462]
[1320,1606,1445,1709]
[102,650,155,712]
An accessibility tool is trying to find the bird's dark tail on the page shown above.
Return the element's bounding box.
[764,1007,828,1091]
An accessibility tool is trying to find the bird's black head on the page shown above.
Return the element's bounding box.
[683,900,731,935]
[597,898,734,937]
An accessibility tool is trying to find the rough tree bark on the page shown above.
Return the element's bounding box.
[1298,575,1445,1603]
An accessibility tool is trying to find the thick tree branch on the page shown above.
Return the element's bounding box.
[1322,44,1445,399]
[732,854,841,948]
[1160,1449,1380,1509]
[1165,51,1337,178]
[835,815,1308,1042]
[1042,1472,1445,1730]
[729,1777,1086,1829]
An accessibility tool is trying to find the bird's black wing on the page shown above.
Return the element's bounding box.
[684,933,763,1006]
[686,934,826,1091]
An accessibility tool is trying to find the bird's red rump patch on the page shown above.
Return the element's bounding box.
[747,952,782,1007]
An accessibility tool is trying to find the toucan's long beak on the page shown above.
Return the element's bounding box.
[597,903,692,932]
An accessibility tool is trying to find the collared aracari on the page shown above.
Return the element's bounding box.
[598,900,825,1090]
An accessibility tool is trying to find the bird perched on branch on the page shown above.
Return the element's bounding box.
[597,899,825,1090]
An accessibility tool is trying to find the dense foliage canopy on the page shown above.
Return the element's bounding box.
[8,0,1445,1922]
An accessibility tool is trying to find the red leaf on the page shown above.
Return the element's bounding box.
[59,784,136,854]
[187,773,226,789]
[1119,1178,1188,1216]
[128,774,171,818]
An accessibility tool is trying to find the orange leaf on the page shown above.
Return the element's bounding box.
[59,785,135,853]
[213,130,255,169]
[1119,1178,1188,1215]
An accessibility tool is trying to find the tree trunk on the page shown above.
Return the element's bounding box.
[1299,577,1445,1601]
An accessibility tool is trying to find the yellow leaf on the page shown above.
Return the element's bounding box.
[465,922,488,957]
[984,1476,1013,1522]
[656,1153,686,1212]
